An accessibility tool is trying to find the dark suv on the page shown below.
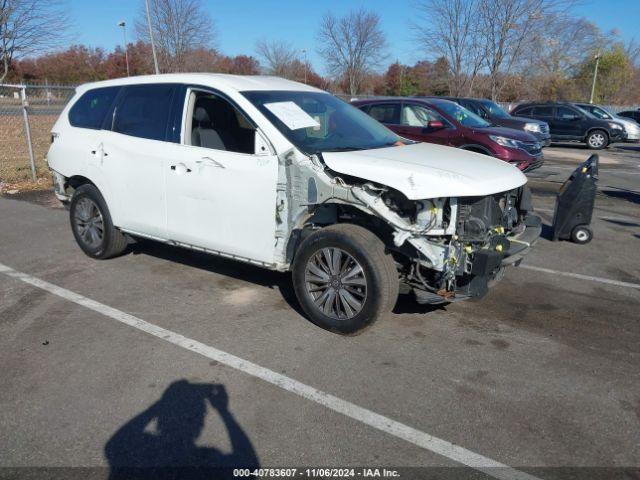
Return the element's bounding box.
[511,102,626,149]
[438,97,551,146]
[618,110,640,124]
[353,97,543,171]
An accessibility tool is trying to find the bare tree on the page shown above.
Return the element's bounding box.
[135,0,216,73]
[0,0,70,83]
[477,0,577,100]
[412,0,483,96]
[317,9,387,95]
[521,13,600,98]
[255,39,300,78]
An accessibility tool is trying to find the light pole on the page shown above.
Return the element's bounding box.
[302,49,308,84]
[145,0,160,74]
[118,21,130,77]
[589,51,601,104]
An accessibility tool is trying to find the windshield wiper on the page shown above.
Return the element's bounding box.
[322,146,363,152]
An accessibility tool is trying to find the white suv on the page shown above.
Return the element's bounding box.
[48,74,541,334]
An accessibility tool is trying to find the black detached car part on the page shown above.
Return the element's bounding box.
[552,154,598,244]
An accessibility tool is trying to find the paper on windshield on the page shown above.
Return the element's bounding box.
[264,101,320,130]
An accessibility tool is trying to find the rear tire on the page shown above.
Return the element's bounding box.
[586,130,608,150]
[69,184,127,259]
[570,224,593,244]
[292,224,399,335]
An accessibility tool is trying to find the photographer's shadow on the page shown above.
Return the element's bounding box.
[106,380,259,479]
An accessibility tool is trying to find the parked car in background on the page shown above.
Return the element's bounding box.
[437,97,551,146]
[46,74,541,334]
[616,109,640,125]
[353,97,543,171]
[511,102,626,149]
[574,103,640,142]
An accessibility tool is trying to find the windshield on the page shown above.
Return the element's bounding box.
[437,101,490,128]
[479,100,511,119]
[242,91,401,154]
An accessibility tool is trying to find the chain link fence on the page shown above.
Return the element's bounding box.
[0,83,76,185]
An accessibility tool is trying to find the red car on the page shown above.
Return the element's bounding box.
[352,97,544,171]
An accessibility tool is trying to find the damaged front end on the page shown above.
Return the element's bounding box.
[275,147,541,304]
[349,183,541,304]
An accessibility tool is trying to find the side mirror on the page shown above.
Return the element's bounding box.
[426,120,445,130]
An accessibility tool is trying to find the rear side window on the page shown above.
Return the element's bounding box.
[367,103,400,124]
[68,87,120,130]
[533,106,553,117]
[113,84,176,141]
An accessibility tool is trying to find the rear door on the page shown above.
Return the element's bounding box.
[99,83,180,239]
[532,106,556,137]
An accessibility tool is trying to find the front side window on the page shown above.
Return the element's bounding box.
[242,91,401,154]
[185,91,255,154]
[401,104,445,127]
[533,106,553,117]
[113,84,176,141]
[436,101,490,128]
[479,100,511,119]
[557,106,580,120]
[68,86,120,130]
[461,100,486,118]
[514,107,533,116]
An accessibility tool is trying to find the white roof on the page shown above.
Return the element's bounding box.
[77,73,322,93]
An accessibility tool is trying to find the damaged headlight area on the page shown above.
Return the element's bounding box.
[351,183,540,304]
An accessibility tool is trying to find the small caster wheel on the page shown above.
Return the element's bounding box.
[570,225,593,244]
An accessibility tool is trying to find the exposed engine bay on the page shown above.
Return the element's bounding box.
[351,182,539,303]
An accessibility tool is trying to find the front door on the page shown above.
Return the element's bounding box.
[396,103,454,145]
[553,106,584,139]
[165,89,279,264]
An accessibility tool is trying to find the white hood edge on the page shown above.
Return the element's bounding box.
[322,142,527,200]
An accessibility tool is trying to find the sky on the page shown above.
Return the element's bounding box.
[67,0,640,73]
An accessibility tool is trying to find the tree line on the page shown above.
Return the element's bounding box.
[1,0,639,104]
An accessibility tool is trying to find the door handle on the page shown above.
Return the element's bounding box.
[170,164,192,173]
[196,156,225,169]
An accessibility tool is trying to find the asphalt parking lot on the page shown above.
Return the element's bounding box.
[1,144,639,480]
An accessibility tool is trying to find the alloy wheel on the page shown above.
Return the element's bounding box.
[74,197,104,249]
[304,247,367,320]
[589,133,605,148]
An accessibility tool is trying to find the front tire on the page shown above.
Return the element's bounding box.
[586,130,608,150]
[69,184,127,259]
[292,224,399,335]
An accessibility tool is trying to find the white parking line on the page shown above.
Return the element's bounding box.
[0,261,541,480]
[520,264,640,290]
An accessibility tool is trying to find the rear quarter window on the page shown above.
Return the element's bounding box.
[68,87,121,129]
[367,103,400,125]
